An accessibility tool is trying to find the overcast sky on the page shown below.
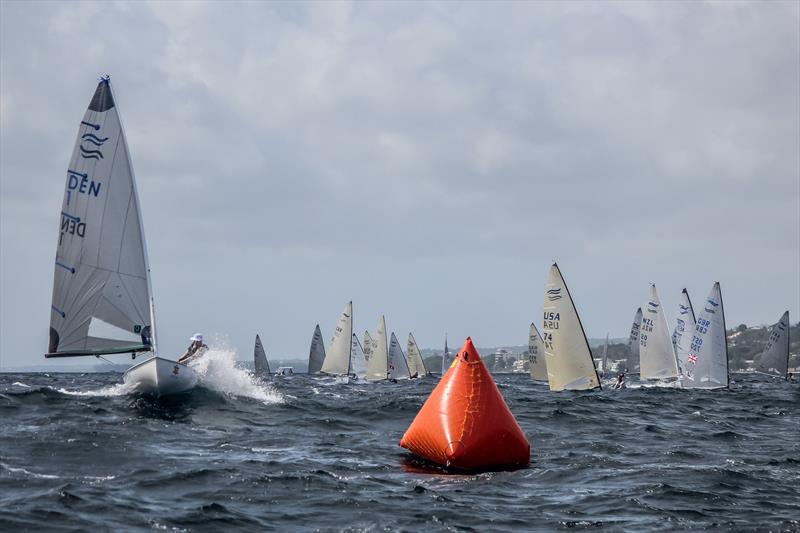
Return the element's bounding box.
[1,1,798,369]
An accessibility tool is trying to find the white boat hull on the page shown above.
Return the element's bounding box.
[123,356,198,397]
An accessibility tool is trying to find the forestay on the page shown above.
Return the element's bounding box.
[406,333,427,378]
[47,78,155,357]
[626,308,642,373]
[350,334,367,379]
[754,311,790,379]
[365,316,389,381]
[683,282,729,389]
[528,322,548,381]
[673,288,696,377]
[321,301,352,376]
[308,324,326,374]
[388,332,411,380]
[639,284,679,380]
[542,263,600,391]
[254,334,270,377]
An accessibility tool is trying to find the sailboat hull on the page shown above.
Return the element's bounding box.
[123,356,198,397]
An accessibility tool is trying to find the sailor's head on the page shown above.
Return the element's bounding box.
[618,373,625,379]
[190,333,204,344]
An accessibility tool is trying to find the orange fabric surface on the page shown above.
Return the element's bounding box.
[399,337,530,470]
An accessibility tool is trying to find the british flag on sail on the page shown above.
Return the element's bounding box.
[688,354,698,364]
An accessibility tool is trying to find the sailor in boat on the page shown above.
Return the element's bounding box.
[613,372,627,389]
[177,333,209,364]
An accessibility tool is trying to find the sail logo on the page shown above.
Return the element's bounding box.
[546,288,562,301]
[679,305,689,315]
[706,299,719,307]
[79,133,108,160]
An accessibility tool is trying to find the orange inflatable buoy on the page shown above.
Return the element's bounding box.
[399,337,530,471]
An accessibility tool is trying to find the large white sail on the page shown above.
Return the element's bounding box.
[47,78,155,358]
[321,301,353,375]
[406,333,428,378]
[362,330,374,363]
[350,334,367,379]
[308,324,326,374]
[626,308,642,373]
[754,311,790,378]
[673,288,697,377]
[254,334,270,377]
[388,332,411,380]
[542,263,601,391]
[441,335,452,375]
[683,282,729,389]
[528,322,548,381]
[365,316,389,380]
[639,284,679,380]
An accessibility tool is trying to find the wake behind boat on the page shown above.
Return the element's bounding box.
[45,77,197,397]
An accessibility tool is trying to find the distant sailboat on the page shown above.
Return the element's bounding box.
[45,77,196,397]
[673,288,697,377]
[388,332,411,380]
[320,301,353,378]
[754,311,790,379]
[254,334,270,378]
[363,330,374,363]
[600,333,609,377]
[441,335,452,376]
[626,308,642,373]
[365,316,389,381]
[639,284,679,381]
[542,263,601,391]
[307,324,326,374]
[350,334,368,380]
[527,323,548,381]
[406,333,429,378]
[683,283,729,389]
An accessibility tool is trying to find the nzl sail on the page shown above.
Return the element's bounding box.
[683,282,729,389]
[365,316,389,381]
[626,308,642,373]
[528,322,548,381]
[639,284,679,380]
[406,333,428,378]
[754,311,790,379]
[254,334,270,377]
[542,263,601,391]
[47,78,156,358]
[388,332,411,380]
[307,324,326,374]
[673,288,697,377]
[321,301,353,376]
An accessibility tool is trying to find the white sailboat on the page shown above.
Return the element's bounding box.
[639,284,679,381]
[527,322,548,381]
[254,334,270,378]
[683,282,729,389]
[46,77,196,397]
[321,302,353,378]
[406,333,428,378]
[365,316,389,381]
[754,311,790,379]
[307,324,326,374]
[350,334,368,380]
[542,263,601,391]
[388,332,411,380]
[673,288,697,377]
[626,307,642,373]
[441,335,452,376]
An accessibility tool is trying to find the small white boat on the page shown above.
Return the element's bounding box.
[123,357,198,396]
[275,366,295,376]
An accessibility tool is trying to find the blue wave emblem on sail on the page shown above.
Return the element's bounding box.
[546,288,562,301]
[679,305,689,315]
[79,146,104,160]
[648,301,659,308]
[81,133,109,146]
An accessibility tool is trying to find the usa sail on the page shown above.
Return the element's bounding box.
[365,316,389,381]
[254,334,270,377]
[639,284,679,380]
[542,263,601,391]
[683,282,729,389]
[388,332,411,380]
[406,333,428,378]
[321,301,353,376]
[673,288,696,377]
[528,322,548,381]
[754,311,790,379]
[307,324,326,374]
[350,334,367,379]
[626,308,642,373]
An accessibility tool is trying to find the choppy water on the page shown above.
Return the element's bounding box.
[1,349,798,532]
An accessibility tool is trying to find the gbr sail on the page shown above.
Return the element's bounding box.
[754,311,790,379]
[321,301,353,376]
[47,78,155,358]
[673,288,696,377]
[626,308,642,373]
[388,332,411,380]
[542,263,601,391]
[365,316,389,381]
[254,334,270,377]
[528,322,548,381]
[683,282,729,389]
[308,324,326,374]
[639,284,679,380]
[406,333,428,378]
